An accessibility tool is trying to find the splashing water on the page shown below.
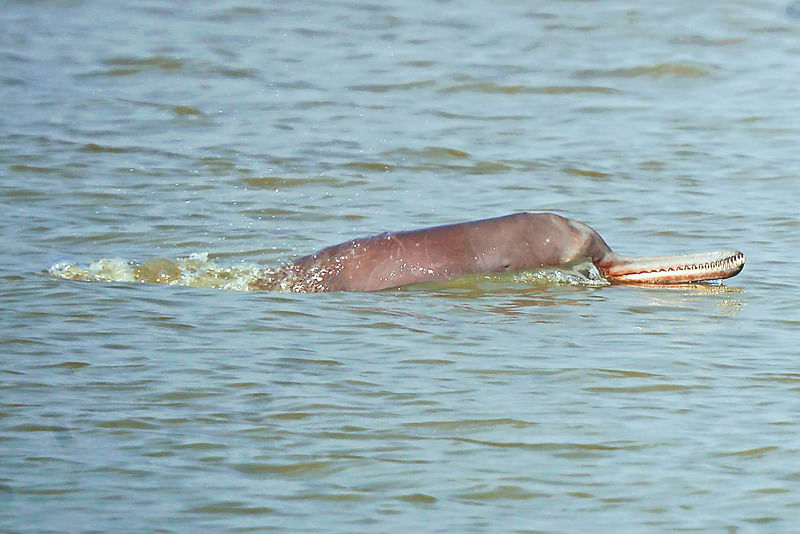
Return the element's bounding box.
[48,254,613,292]
[48,253,275,292]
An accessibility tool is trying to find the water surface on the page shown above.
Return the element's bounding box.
[3,1,800,532]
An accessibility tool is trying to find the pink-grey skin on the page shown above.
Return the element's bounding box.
[276,213,745,292]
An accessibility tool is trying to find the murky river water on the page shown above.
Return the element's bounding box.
[3,1,800,531]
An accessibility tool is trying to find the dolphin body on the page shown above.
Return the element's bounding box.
[270,213,745,292]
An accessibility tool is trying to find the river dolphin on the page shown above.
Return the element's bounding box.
[266,212,745,292]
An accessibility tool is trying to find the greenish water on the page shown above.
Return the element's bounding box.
[3,1,800,532]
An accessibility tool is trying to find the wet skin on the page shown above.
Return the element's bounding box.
[279,213,745,292]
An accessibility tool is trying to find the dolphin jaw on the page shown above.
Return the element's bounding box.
[598,250,745,284]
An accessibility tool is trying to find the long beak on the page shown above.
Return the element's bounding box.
[597,250,745,284]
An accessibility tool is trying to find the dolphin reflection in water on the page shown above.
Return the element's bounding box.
[257,212,745,292]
